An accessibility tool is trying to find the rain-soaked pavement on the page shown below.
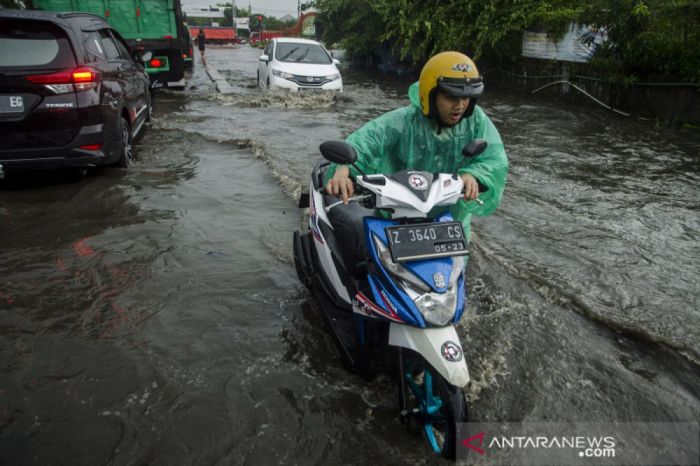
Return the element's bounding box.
[0,46,698,465]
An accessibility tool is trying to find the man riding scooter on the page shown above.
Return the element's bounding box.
[324,51,509,269]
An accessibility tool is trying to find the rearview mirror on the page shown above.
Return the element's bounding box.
[332,58,340,65]
[320,141,357,165]
[141,51,153,62]
[462,139,487,159]
[259,54,269,62]
[453,139,488,178]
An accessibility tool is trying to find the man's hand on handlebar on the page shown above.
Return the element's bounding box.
[461,173,480,201]
[325,165,355,204]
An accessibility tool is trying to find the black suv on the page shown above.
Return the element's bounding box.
[0,10,151,175]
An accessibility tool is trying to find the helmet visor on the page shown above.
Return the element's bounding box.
[436,76,484,98]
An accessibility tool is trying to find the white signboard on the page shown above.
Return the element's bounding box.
[184,8,225,18]
[302,16,315,37]
[522,23,606,63]
[234,17,249,30]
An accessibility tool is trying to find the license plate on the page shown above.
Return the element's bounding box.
[0,95,25,114]
[386,221,468,262]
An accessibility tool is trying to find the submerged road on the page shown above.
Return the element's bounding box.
[0,46,698,464]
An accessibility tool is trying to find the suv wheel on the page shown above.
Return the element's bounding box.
[116,117,133,168]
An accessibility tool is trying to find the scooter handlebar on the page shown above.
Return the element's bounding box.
[324,194,372,213]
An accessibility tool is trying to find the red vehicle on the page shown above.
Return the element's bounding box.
[249,31,283,45]
[189,27,238,45]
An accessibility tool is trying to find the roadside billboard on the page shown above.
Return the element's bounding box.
[302,15,315,37]
[235,17,249,30]
[522,23,607,63]
[184,8,225,18]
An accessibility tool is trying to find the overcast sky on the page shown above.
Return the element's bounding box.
[182,0,300,18]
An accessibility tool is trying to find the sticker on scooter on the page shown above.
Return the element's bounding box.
[441,341,463,362]
[433,272,446,288]
[408,173,428,191]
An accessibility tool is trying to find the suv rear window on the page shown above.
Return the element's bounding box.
[0,20,77,69]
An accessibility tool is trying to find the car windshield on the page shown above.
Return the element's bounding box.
[0,20,76,69]
[275,42,331,64]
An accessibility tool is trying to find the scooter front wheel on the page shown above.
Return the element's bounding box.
[403,354,467,459]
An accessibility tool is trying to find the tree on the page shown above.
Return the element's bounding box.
[235,7,250,17]
[316,0,386,57]
[582,0,700,80]
[315,0,699,81]
[223,6,233,27]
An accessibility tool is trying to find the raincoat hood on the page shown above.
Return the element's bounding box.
[408,81,422,109]
[326,81,508,242]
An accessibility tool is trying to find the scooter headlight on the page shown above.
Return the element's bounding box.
[374,235,464,326]
[414,290,458,326]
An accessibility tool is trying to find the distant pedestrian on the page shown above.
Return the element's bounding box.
[197,29,206,62]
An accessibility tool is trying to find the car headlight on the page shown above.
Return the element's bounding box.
[271,69,294,80]
[374,235,464,326]
[325,73,340,81]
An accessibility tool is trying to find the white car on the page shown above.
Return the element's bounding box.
[257,38,343,91]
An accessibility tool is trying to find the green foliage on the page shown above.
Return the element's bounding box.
[250,13,295,31]
[261,15,297,31]
[315,0,386,56]
[316,0,700,81]
[223,7,233,27]
[583,0,700,80]
[317,0,584,62]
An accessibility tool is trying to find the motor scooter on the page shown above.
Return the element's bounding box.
[293,139,487,458]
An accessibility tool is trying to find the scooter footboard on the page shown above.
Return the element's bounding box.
[388,324,470,388]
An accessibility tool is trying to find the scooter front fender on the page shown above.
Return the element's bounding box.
[389,324,470,388]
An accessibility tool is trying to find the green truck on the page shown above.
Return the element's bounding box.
[33,0,190,89]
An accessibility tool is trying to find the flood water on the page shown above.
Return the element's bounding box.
[0,46,698,465]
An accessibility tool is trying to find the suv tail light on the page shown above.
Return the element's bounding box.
[149,58,163,68]
[26,67,100,94]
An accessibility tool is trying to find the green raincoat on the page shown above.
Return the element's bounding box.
[326,82,509,242]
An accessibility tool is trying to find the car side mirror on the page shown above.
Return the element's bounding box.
[140,51,153,62]
[332,58,340,65]
[259,54,269,62]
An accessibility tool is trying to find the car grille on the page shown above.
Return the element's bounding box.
[290,74,332,87]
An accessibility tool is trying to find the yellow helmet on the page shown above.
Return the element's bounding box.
[418,51,484,120]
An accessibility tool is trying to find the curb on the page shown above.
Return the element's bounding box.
[204,62,235,94]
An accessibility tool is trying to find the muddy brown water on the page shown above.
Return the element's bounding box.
[1,46,698,465]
